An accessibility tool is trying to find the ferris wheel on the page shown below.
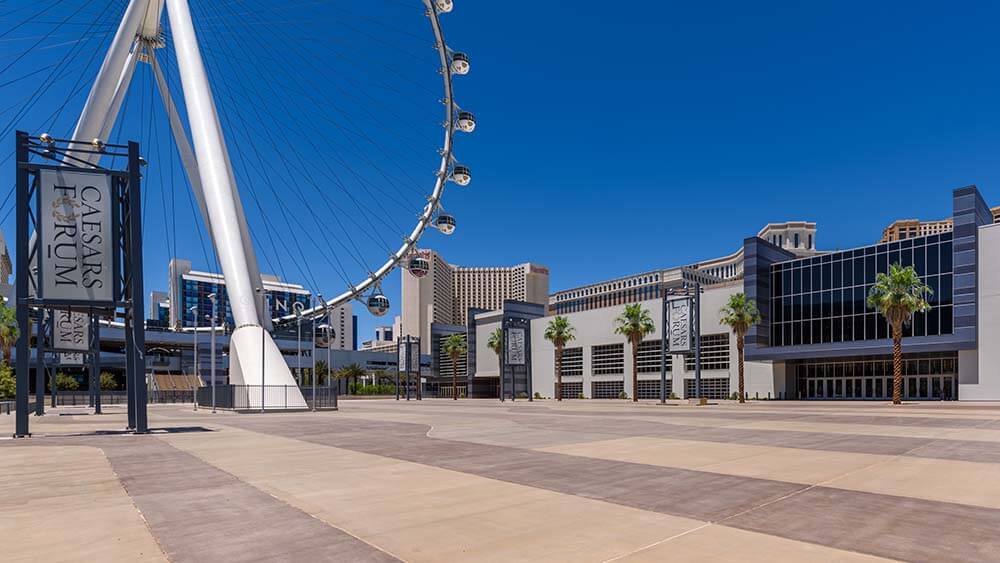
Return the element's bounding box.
[0,0,476,397]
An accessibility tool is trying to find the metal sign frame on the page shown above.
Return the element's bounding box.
[666,296,694,354]
[14,132,146,437]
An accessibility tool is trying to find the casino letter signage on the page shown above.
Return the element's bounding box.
[39,169,114,302]
[667,298,692,353]
[53,310,89,352]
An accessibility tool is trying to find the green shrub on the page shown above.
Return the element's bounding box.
[56,372,79,391]
[729,392,739,401]
[100,372,117,390]
[533,392,543,399]
[0,362,14,399]
[668,392,679,400]
[577,392,585,399]
[516,392,528,399]
[349,383,397,395]
[618,390,628,400]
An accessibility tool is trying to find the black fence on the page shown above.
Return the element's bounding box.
[196,385,337,411]
[16,390,194,409]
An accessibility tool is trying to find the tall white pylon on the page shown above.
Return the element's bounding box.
[70,0,304,408]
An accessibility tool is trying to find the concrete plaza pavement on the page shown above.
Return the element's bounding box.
[3,399,1000,562]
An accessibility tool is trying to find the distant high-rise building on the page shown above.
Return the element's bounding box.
[165,258,353,350]
[402,250,550,353]
[880,207,1000,242]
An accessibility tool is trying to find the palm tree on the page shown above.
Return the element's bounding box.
[0,301,19,366]
[719,293,762,404]
[442,334,467,400]
[614,304,654,403]
[337,363,366,394]
[487,328,502,398]
[544,316,575,401]
[867,263,932,405]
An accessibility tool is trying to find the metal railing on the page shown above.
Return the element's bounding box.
[196,385,337,411]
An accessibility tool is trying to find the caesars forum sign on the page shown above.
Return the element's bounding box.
[667,297,693,353]
[39,170,114,302]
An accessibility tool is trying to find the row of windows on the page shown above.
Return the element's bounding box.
[772,306,953,346]
[555,274,662,302]
[592,343,625,375]
[684,334,730,371]
[553,286,661,315]
[557,336,729,377]
[635,379,672,399]
[684,377,730,400]
[794,354,957,379]
[561,347,583,376]
[773,274,952,324]
[592,380,625,399]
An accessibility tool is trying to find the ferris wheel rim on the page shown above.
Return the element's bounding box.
[276,0,460,324]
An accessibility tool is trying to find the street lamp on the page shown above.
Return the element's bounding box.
[312,293,321,411]
[293,301,305,388]
[255,287,265,413]
[207,293,217,413]
[326,304,336,409]
[189,305,198,411]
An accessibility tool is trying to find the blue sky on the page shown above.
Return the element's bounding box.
[3,1,1000,341]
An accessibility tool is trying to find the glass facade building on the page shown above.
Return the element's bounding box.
[179,278,311,328]
[769,232,953,347]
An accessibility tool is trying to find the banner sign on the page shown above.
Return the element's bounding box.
[39,169,114,302]
[408,339,420,372]
[59,352,85,366]
[506,327,526,365]
[667,297,693,353]
[52,310,89,352]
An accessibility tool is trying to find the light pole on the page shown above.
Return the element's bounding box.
[660,289,668,404]
[312,293,320,411]
[327,305,334,399]
[293,301,305,387]
[208,293,217,413]
[669,282,704,401]
[256,287,265,413]
[189,305,198,411]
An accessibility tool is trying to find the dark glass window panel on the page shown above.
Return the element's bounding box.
[793,295,802,321]
[927,306,939,335]
[793,268,802,294]
[940,306,953,334]
[888,250,900,269]
[927,275,940,306]
[942,232,952,241]
[854,315,865,341]
[926,244,939,275]
[941,241,953,273]
[854,286,865,316]
[843,315,854,341]
[901,238,913,249]
[772,271,782,296]
[822,253,832,263]
[822,291,832,317]
[876,252,888,276]
[832,261,843,290]
[843,259,853,287]
[889,241,901,251]
[866,314,876,341]
[877,318,888,339]
[784,296,792,323]
[772,297,782,323]
[822,318,832,343]
[843,288,854,316]
[854,257,865,285]
[782,269,792,294]
[832,318,843,343]
[928,234,940,244]
[802,266,812,293]
[802,320,811,344]
[822,263,831,290]
[913,312,925,338]
[914,245,925,275]
[833,290,843,317]
[812,265,822,291]
[941,274,952,306]
[792,322,802,346]
[772,323,782,346]
[812,292,822,318]
[812,320,822,344]
[864,255,875,283]
[900,248,913,268]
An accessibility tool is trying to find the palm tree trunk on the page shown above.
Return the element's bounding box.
[632,340,638,402]
[556,344,563,401]
[892,322,903,405]
[452,356,458,400]
[737,338,745,404]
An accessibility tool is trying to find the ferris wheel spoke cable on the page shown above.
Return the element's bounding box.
[0,0,66,41]
[193,2,409,262]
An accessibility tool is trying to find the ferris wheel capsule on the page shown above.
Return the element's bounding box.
[456,111,476,133]
[450,52,470,75]
[91,138,105,150]
[451,165,471,186]
[39,133,54,144]
[435,0,454,13]
[408,255,430,277]
[435,213,456,235]
[367,292,391,316]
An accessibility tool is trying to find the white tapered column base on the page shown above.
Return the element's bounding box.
[229,326,307,409]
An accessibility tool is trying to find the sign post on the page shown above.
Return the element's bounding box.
[13,132,144,437]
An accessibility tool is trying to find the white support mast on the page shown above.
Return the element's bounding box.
[165,0,302,406]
